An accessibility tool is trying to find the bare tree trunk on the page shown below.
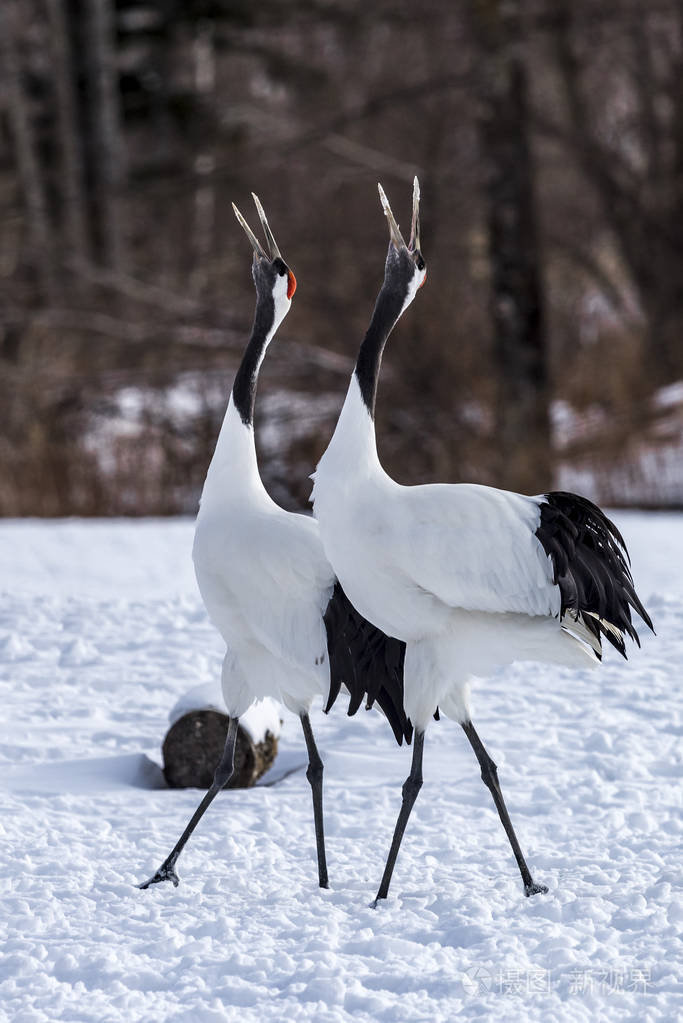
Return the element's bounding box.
[46,0,90,265]
[84,0,127,274]
[0,2,56,301]
[552,0,683,383]
[472,0,550,492]
[190,21,216,298]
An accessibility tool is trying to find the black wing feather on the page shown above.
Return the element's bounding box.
[536,491,653,659]
[323,582,413,746]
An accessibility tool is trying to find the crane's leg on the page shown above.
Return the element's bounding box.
[374,729,425,905]
[300,712,329,889]
[137,716,239,889]
[461,720,548,897]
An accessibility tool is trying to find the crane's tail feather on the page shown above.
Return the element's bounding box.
[323,582,413,745]
[536,491,654,660]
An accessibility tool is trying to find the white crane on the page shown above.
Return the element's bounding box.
[311,179,653,902]
[139,195,410,892]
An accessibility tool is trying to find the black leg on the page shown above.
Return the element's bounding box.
[138,716,239,889]
[461,720,548,897]
[300,712,329,889]
[374,729,425,904]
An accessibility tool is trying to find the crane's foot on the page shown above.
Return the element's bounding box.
[524,880,549,897]
[137,857,180,890]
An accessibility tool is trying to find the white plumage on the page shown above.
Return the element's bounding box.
[312,376,595,728]
[194,398,333,718]
[190,224,338,721]
[312,179,653,901]
[139,195,410,893]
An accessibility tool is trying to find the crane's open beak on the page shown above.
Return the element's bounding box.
[408,176,420,252]
[251,193,283,260]
[232,202,266,259]
[231,193,283,262]
[378,177,421,253]
[377,183,405,250]
[232,194,296,298]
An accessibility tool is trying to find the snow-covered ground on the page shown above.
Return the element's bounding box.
[0,514,680,1022]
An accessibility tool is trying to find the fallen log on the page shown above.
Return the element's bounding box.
[162,686,281,789]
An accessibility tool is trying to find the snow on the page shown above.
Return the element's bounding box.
[0,514,681,1022]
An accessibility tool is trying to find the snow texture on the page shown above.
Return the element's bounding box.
[0,514,680,1022]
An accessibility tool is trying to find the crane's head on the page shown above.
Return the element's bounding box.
[232,194,297,329]
[377,177,426,311]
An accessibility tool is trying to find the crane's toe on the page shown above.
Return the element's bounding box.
[524,880,549,897]
[137,861,180,889]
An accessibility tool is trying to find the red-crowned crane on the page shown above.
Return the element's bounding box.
[311,179,653,902]
[138,195,410,892]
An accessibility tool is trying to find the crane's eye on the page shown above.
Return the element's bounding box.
[416,255,425,272]
[273,257,287,276]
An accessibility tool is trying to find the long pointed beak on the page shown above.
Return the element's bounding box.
[409,176,420,252]
[251,193,282,261]
[377,183,407,250]
[232,202,268,259]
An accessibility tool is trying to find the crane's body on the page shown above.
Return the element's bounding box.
[313,381,598,727]
[194,393,333,719]
[312,180,653,901]
[139,194,408,893]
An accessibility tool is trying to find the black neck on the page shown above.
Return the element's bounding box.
[354,283,406,418]
[232,294,275,426]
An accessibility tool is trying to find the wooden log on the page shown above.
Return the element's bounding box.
[162,709,278,789]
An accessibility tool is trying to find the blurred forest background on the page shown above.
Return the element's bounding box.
[2,0,683,517]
